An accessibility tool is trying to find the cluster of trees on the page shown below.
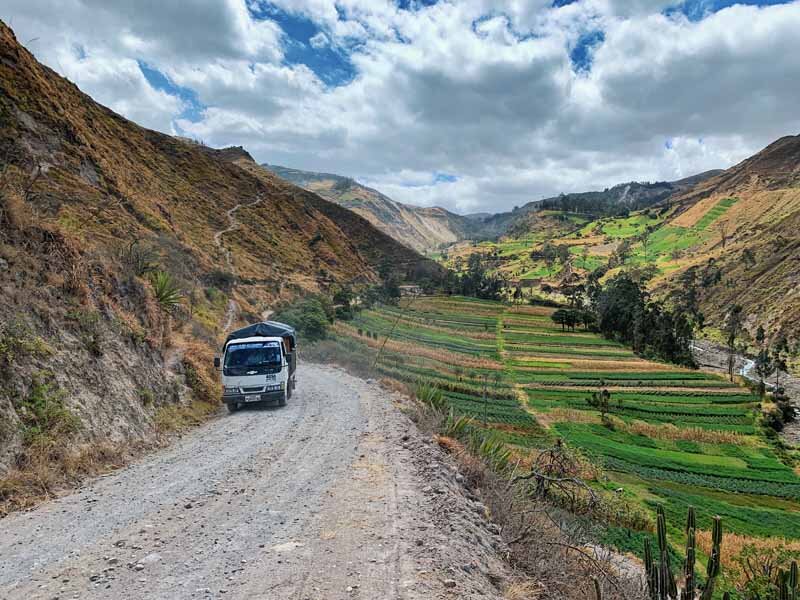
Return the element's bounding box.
[445,253,505,300]
[590,273,697,367]
[534,184,673,217]
[531,241,570,273]
[550,308,595,331]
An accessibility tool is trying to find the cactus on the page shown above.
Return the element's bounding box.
[777,561,799,600]
[644,506,723,600]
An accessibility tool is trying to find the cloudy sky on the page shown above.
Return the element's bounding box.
[3,0,800,213]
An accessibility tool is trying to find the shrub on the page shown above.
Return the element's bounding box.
[0,320,51,378]
[273,297,331,342]
[205,269,236,292]
[120,240,158,277]
[15,373,80,446]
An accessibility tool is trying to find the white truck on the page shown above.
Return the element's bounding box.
[214,321,297,412]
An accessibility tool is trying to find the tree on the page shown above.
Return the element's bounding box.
[716,220,731,249]
[724,305,744,382]
[641,225,655,262]
[586,383,611,420]
[556,244,570,266]
[754,348,775,398]
[772,332,790,389]
[743,247,757,267]
[551,308,569,331]
[541,242,557,274]
[615,239,633,266]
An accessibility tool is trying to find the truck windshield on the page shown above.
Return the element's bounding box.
[224,342,282,375]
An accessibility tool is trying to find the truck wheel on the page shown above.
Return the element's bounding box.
[227,402,240,413]
[278,388,288,407]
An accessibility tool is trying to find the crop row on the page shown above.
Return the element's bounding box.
[555,423,796,484]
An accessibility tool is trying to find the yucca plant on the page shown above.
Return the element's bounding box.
[644,506,723,600]
[414,380,446,412]
[149,271,184,313]
[443,409,472,437]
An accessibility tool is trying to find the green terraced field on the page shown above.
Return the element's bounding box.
[694,197,738,230]
[328,296,800,556]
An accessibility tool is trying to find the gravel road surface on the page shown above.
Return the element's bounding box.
[0,364,509,600]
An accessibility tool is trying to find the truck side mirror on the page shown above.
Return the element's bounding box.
[214,356,221,369]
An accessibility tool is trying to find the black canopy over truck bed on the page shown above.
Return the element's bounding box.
[224,321,297,376]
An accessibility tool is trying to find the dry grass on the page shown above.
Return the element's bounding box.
[0,439,148,516]
[697,530,800,590]
[614,418,753,445]
[154,400,218,434]
[508,305,556,317]
[504,580,546,599]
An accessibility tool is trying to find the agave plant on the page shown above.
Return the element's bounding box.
[149,270,184,313]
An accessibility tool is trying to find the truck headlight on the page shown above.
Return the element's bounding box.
[223,387,239,395]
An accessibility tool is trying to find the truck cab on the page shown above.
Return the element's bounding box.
[215,322,297,412]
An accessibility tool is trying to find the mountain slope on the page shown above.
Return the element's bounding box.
[0,21,437,475]
[263,164,476,253]
[657,135,800,337]
[475,172,723,238]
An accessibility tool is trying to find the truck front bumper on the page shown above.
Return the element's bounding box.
[223,390,284,405]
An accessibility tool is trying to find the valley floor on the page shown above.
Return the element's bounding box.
[0,364,510,600]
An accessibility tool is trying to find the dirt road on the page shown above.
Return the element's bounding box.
[0,365,509,600]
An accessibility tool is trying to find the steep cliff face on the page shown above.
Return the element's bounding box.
[0,20,434,485]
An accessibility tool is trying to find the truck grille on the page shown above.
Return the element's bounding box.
[241,386,264,393]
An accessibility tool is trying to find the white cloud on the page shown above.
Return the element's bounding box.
[3,0,799,213]
[309,31,329,48]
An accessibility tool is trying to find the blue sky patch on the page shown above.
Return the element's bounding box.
[249,2,357,87]
[396,0,440,10]
[137,61,205,123]
[434,172,458,183]
[666,0,794,21]
[570,30,604,73]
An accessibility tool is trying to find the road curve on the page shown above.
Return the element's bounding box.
[0,364,508,600]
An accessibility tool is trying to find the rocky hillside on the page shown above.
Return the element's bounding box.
[657,135,800,337]
[264,164,476,254]
[0,21,436,483]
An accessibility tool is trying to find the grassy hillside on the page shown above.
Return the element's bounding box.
[319,296,800,590]
[264,164,476,254]
[442,135,800,341]
[0,20,436,489]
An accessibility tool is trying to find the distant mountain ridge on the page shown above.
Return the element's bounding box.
[263,164,477,254]
[473,171,724,238]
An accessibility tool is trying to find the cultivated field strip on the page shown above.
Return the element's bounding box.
[334,297,800,546]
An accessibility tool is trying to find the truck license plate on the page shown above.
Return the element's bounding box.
[244,395,260,403]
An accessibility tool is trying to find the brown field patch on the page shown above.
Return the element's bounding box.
[611,418,753,445]
[334,322,503,370]
[507,305,555,317]
[524,384,747,394]
[697,531,800,589]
